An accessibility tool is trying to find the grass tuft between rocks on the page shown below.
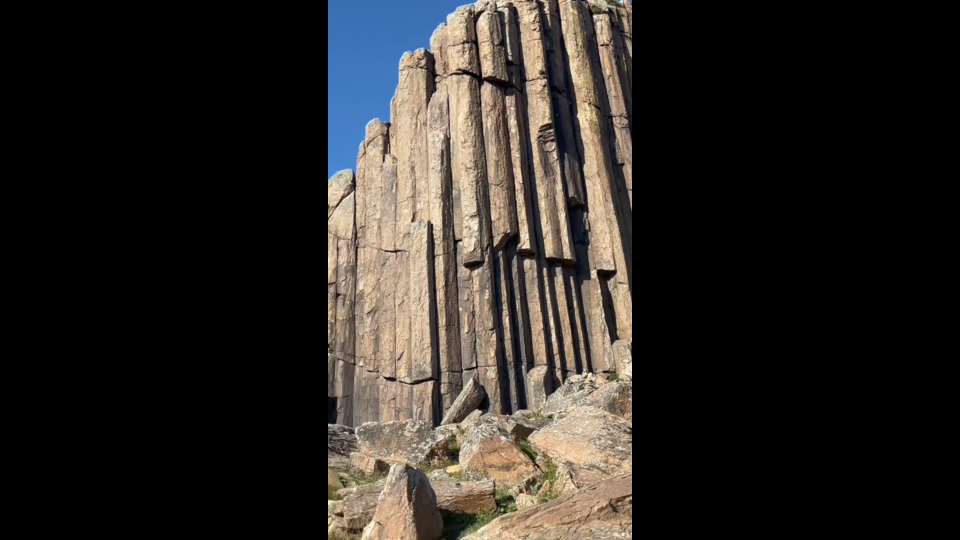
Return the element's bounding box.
[328,485,340,500]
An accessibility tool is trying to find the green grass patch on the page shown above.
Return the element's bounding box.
[608,371,619,381]
[328,485,340,500]
[441,509,497,539]
[346,468,385,486]
[517,440,538,463]
[495,489,517,514]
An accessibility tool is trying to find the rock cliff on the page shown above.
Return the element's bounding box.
[328,0,633,427]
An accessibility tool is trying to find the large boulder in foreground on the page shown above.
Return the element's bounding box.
[428,469,497,514]
[459,418,539,488]
[441,375,486,425]
[352,420,450,473]
[463,474,633,539]
[528,407,632,488]
[359,463,444,540]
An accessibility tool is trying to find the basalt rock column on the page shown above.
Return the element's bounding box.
[328,0,634,427]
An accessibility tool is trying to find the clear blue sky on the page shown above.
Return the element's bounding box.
[327,0,469,180]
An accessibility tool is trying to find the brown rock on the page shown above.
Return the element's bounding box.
[329,467,343,489]
[476,9,508,84]
[581,381,632,421]
[459,418,538,488]
[404,221,437,384]
[462,474,632,539]
[441,374,486,425]
[445,6,480,76]
[480,82,518,250]
[612,340,632,379]
[355,419,450,469]
[328,424,358,469]
[528,407,631,488]
[359,463,443,540]
[430,474,496,515]
[448,73,489,266]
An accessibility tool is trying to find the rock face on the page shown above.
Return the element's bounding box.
[463,474,633,539]
[359,464,444,540]
[529,407,632,488]
[328,0,633,426]
[428,470,497,515]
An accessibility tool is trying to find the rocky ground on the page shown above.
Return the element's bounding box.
[327,371,632,539]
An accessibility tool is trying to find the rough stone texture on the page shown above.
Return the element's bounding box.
[341,479,387,531]
[462,474,632,539]
[459,417,539,488]
[328,424,358,469]
[329,467,343,488]
[515,493,537,511]
[529,407,632,488]
[612,340,632,379]
[355,420,450,469]
[359,464,443,540]
[330,0,632,427]
[441,375,487,425]
[581,380,632,421]
[431,474,497,515]
[476,9,509,84]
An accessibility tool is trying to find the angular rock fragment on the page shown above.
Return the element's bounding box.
[441,374,487,425]
[359,463,443,540]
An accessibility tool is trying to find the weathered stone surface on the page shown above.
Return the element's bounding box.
[330,0,632,426]
[359,464,443,540]
[581,380,632,421]
[393,49,434,253]
[356,420,449,468]
[448,74,489,266]
[441,374,486,425]
[329,467,343,488]
[328,169,355,218]
[477,9,508,84]
[540,372,600,414]
[460,409,483,431]
[404,221,437,384]
[504,89,535,255]
[462,474,632,539]
[480,82,518,250]
[459,417,538,488]
[328,423,358,469]
[515,493,537,511]
[612,340,631,379]
[528,407,632,488]
[445,6,480,76]
[341,479,387,531]
[431,474,496,515]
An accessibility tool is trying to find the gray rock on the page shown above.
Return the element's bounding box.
[441,375,486,425]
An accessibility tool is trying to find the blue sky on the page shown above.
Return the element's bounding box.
[327,0,470,180]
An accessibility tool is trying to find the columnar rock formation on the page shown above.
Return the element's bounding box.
[328,0,632,427]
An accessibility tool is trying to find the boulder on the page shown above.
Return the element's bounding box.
[528,407,632,488]
[459,417,538,488]
[463,474,633,539]
[460,409,484,431]
[430,473,496,515]
[441,375,486,425]
[539,373,601,415]
[580,381,632,421]
[352,420,450,473]
[359,463,444,540]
